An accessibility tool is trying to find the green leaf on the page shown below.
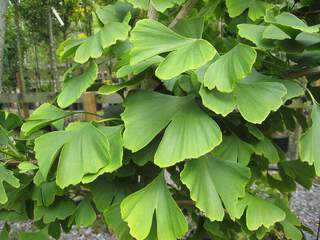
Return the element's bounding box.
[120,172,188,240]
[237,24,275,49]
[34,198,76,224]
[226,0,270,20]
[116,55,163,78]
[204,43,257,92]
[74,22,130,63]
[275,199,302,240]
[57,38,86,61]
[74,198,97,228]
[212,134,254,165]
[180,155,251,221]
[265,11,320,34]
[22,103,69,135]
[0,223,10,240]
[236,193,286,231]
[255,138,280,163]
[95,2,132,24]
[128,0,185,12]
[172,17,204,39]
[200,72,287,123]
[130,19,216,79]
[0,111,22,130]
[199,87,236,117]
[234,73,287,123]
[34,122,111,188]
[57,62,98,108]
[122,90,222,167]
[279,160,315,189]
[81,125,124,183]
[19,227,50,240]
[104,204,133,240]
[299,103,320,175]
[18,162,38,173]
[0,164,20,204]
[32,181,63,207]
[263,25,291,40]
[99,78,143,95]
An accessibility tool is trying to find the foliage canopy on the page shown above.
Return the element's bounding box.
[1,0,320,239]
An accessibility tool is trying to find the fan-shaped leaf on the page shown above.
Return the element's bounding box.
[180,155,251,221]
[299,103,320,175]
[122,90,222,167]
[0,164,20,204]
[128,0,185,13]
[34,198,76,224]
[130,19,216,79]
[200,71,287,123]
[120,172,188,240]
[34,122,111,188]
[204,43,257,92]
[74,198,97,227]
[22,103,69,134]
[237,24,274,49]
[226,0,270,20]
[57,62,98,108]
[212,135,254,165]
[235,193,286,230]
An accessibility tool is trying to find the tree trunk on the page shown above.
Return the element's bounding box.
[34,43,41,91]
[13,0,29,118]
[0,0,9,92]
[47,0,59,92]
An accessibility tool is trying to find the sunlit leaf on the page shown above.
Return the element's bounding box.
[180,155,251,221]
[120,172,188,240]
[0,164,20,204]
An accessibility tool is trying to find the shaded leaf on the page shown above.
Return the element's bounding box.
[299,103,320,175]
[34,198,76,224]
[0,164,20,204]
[74,198,96,228]
[226,0,270,20]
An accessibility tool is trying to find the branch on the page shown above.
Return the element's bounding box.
[169,0,199,28]
[147,4,158,20]
[287,66,320,78]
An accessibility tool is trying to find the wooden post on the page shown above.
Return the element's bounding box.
[83,92,97,121]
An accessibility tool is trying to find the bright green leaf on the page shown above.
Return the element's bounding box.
[22,103,69,135]
[128,0,185,13]
[82,125,124,183]
[235,193,286,231]
[204,43,257,92]
[99,78,143,95]
[19,227,49,240]
[57,62,98,108]
[34,122,111,188]
[120,172,188,240]
[18,162,38,173]
[263,25,291,40]
[32,181,63,207]
[212,134,254,165]
[130,19,216,79]
[226,0,270,20]
[180,155,251,221]
[122,90,222,167]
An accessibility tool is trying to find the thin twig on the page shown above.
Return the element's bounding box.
[169,0,199,28]
[147,4,158,20]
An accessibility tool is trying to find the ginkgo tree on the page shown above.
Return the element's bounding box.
[0,0,320,239]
